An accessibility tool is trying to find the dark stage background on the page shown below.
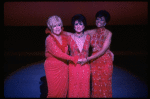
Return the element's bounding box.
[4,1,148,84]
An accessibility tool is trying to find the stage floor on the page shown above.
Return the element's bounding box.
[4,61,148,98]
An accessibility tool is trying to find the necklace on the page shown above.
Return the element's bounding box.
[74,32,84,38]
[73,33,85,53]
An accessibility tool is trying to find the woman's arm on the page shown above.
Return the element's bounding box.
[46,36,78,64]
[78,31,112,65]
[88,32,112,61]
[63,31,73,36]
[84,29,95,36]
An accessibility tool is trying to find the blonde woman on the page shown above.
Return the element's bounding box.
[44,15,78,98]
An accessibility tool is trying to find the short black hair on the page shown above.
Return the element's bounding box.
[95,10,110,23]
[71,14,87,27]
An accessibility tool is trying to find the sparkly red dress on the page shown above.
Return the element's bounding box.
[67,34,91,98]
[90,28,113,98]
[44,30,78,98]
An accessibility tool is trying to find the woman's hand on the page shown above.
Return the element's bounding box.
[110,51,114,61]
[77,58,88,65]
[77,59,82,64]
[71,56,79,64]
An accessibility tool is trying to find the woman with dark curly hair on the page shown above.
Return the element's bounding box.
[67,14,91,98]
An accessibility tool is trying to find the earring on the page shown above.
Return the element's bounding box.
[104,23,106,26]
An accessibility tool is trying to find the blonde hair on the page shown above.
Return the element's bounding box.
[47,15,63,31]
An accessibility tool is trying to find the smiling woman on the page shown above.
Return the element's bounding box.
[44,15,78,98]
[74,21,85,33]
[47,15,63,35]
[67,14,91,98]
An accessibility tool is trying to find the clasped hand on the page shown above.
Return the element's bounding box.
[77,58,88,65]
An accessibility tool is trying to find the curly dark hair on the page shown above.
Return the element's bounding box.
[71,14,87,32]
[95,10,110,23]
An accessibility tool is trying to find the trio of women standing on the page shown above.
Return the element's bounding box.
[44,10,114,98]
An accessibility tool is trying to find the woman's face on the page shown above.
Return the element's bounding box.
[96,16,106,28]
[52,23,62,35]
[74,20,85,33]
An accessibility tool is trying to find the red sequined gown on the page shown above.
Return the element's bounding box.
[90,28,113,98]
[67,34,91,98]
[44,32,77,98]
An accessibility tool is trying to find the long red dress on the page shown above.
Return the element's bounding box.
[90,28,113,98]
[44,32,78,98]
[67,34,91,98]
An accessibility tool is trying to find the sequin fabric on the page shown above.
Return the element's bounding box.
[44,34,69,98]
[67,34,91,98]
[90,28,113,98]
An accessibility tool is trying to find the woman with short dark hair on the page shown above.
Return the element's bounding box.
[80,10,114,98]
[67,14,91,98]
